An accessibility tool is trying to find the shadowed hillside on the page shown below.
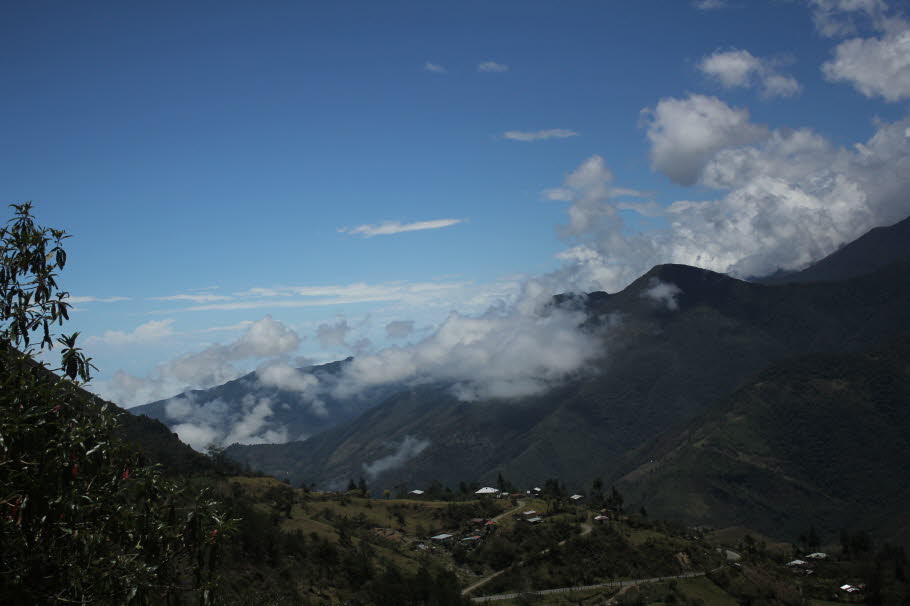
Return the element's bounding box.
[619,335,910,545]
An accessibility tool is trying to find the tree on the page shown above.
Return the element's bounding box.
[607,485,624,513]
[0,203,230,604]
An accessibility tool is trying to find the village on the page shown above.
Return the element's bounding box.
[226,476,888,605]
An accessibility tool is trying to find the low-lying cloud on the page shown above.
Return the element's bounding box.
[362,436,431,479]
[641,279,683,311]
[95,315,301,407]
[166,393,289,451]
[332,281,605,402]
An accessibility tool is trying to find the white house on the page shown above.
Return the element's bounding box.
[475,487,499,495]
[805,552,828,560]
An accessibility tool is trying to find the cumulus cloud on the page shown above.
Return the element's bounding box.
[340,218,464,237]
[478,60,509,72]
[549,108,910,292]
[642,94,769,185]
[87,319,176,346]
[362,436,431,479]
[822,23,910,101]
[230,314,300,358]
[699,49,801,98]
[332,280,604,402]
[385,320,414,339]
[503,129,579,142]
[424,61,446,73]
[641,279,683,311]
[166,393,289,450]
[93,315,302,407]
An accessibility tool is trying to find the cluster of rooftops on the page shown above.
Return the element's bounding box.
[408,486,587,499]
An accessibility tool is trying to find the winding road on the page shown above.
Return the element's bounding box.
[462,510,592,597]
[462,508,715,603]
[470,571,709,603]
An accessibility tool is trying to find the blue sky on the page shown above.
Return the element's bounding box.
[3,0,910,408]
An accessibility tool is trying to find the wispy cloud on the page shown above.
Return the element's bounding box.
[363,436,430,479]
[693,0,728,10]
[150,293,233,303]
[199,320,255,333]
[87,319,176,346]
[423,61,446,73]
[182,280,474,312]
[478,60,509,72]
[502,129,579,142]
[339,218,464,237]
[66,295,131,304]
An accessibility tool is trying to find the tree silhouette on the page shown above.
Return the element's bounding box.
[0,203,229,604]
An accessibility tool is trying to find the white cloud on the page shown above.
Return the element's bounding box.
[93,315,302,407]
[762,73,802,98]
[548,111,910,292]
[424,61,446,73]
[340,218,464,237]
[478,60,509,72]
[642,94,770,185]
[230,314,300,358]
[362,436,431,479]
[87,319,176,347]
[698,49,802,99]
[544,155,616,236]
[641,279,683,311]
[503,129,579,142]
[385,320,414,339]
[822,24,910,101]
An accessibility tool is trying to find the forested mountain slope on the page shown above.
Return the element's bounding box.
[227,258,910,509]
[618,336,910,545]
